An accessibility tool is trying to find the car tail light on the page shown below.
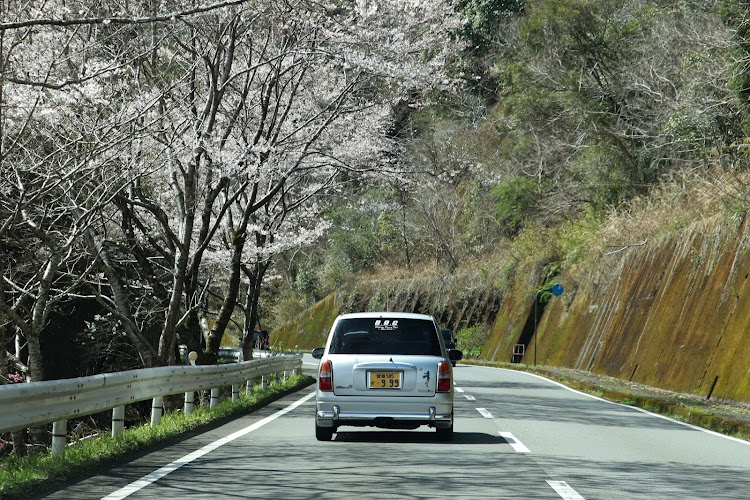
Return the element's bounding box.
[437,361,451,392]
[319,360,333,391]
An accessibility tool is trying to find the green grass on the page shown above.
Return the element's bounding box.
[0,375,315,498]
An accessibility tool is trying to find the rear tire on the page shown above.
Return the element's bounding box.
[436,420,454,442]
[316,423,334,441]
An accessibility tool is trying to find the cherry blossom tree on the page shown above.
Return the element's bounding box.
[0,0,154,454]
[186,0,463,362]
[1,0,463,372]
[0,0,148,378]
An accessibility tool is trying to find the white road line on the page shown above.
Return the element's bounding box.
[464,395,476,401]
[498,431,530,453]
[476,407,494,418]
[546,480,585,499]
[454,387,464,393]
[101,392,316,500]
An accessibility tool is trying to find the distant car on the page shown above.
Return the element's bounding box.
[252,330,269,349]
[440,329,458,366]
[312,312,463,442]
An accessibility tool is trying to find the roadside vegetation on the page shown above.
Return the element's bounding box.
[456,325,492,359]
[268,0,750,330]
[0,376,314,498]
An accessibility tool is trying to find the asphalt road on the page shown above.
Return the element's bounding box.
[35,357,750,499]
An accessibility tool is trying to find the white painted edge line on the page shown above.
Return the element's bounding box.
[547,480,585,500]
[498,431,530,453]
[474,366,750,447]
[476,407,494,419]
[454,387,464,393]
[465,395,476,401]
[101,392,316,500]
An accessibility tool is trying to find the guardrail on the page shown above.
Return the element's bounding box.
[0,353,302,457]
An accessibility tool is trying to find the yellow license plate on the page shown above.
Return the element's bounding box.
[369,371,402,389]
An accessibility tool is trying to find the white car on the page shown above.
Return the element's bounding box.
[312,312,463,441]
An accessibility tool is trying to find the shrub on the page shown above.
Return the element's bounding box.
[491,177,539,236]
[456,324,491,357]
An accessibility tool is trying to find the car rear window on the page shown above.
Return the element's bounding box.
[329,318,442,356]
[441,330,453,342]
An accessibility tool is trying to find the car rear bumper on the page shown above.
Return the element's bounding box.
[315,393,454,429]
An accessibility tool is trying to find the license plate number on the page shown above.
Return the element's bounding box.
[368,371,402,389]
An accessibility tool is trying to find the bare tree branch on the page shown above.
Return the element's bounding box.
[0,0,255,31]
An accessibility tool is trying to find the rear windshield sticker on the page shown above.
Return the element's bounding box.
[374,320,399,331]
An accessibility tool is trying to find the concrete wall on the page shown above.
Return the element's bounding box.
[488,216,750,403]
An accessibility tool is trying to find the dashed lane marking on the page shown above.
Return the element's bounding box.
[476,407,493,418]
[454,387,464,393]
[464,395,476,401]
[547,480,585,499]
[498,431,530,453]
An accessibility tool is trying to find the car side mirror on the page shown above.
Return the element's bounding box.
[312,347,325,359]
[448,349,463,362]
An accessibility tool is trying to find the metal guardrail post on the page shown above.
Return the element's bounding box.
[232,384,240,403]
[51,420,67,457]
[261,374,268,390]
[210,388,220,408]
[112,406,125,437]
[151,396,163,427]
[245,379,252,395]
[184,391,195,414]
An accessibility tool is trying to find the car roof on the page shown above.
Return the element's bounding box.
[336,312,435,321]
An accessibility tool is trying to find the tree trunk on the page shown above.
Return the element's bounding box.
[84,227,160,367]
[206,230,245,360]
[0,314,9,382]
[248,263,269,343]
[159,240,192,365]
[401,202,411,269]
[26,333,44,383]
[159,156,199,366]
[241,282,254,362]
[241,261,269,361]
[179,308,211,364]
